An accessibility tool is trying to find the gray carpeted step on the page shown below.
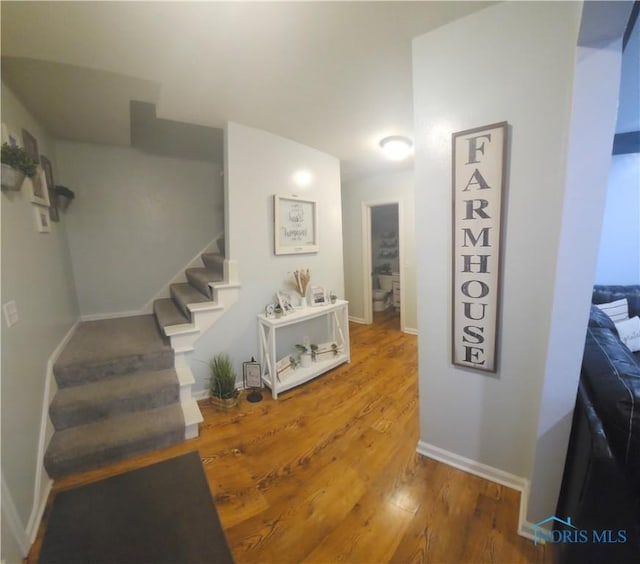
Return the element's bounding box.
[154,298,189,332]
[49,369,180,431]
[44,403,185,479]
[185,268,223,298]
[54,316,174,389]
[170,283,210,320]
[201,252,224,274]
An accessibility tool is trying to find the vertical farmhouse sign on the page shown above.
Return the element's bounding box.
[452,122,508,372]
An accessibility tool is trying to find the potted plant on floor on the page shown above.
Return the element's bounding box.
[1,142,37,191]
[209,353,240,409]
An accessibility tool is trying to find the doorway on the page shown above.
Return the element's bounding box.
[362,200,404,330]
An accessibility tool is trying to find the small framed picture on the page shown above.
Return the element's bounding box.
[34,206,51,233]
[265,304,276,319]
[277,291,294,315]
[22,128,40,164]
[310,286,327,307]
[243,360,262,389]
[28,168,50,207]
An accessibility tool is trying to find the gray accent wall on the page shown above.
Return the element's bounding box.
[1,82,79,561]
[55,142,224,317]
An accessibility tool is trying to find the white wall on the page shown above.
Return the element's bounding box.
[55,142,223,316]
[189,122,344,394]
[412,0,622,528]
[1,82,79,561]
[595,153,640,284]
[342,170,417,331]
[528,35,623,525]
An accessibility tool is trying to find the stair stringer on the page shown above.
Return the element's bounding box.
[160,259,240,438]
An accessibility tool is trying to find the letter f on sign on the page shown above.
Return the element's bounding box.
[466,134,492,164]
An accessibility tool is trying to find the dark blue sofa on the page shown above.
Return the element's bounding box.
[556,285,640,563]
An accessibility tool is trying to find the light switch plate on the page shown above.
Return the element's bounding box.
[3,301,19,327]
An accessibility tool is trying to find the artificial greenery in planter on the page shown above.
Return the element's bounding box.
[209,353,240,409]
[54,185,75,211]
[295,344,312,368]
[1,143,37,191]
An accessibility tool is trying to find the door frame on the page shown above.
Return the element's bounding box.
[361,199,406,330]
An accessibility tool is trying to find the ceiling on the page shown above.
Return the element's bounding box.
[1,1,494,181]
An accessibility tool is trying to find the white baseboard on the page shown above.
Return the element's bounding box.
[416,440,533,541]
[348,315,367,324]
[80,310,142,322]
[403,327,418,335]
[192,389,210,401]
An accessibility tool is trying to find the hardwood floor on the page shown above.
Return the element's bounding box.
[27,315,549,563]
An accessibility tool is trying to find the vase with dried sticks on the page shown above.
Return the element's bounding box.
[292,269,311,307]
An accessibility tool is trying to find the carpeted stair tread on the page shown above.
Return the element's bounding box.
[201,252,225,273]
[44,403,185,479]
[154,298,189,331]
[185,268,223,298]
[50,369,180,431]
[170,283,211,320]
[54,316,174,388]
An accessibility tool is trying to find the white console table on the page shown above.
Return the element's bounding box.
[257,300,350,399]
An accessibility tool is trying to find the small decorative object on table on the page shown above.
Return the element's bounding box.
[295,344,312,368]
[209,353,240,410]
[277,291,294,315]
[330,291,337,304]
[265,303,276,319]
[292,268,311,307]
[274,304,283,318]
[310,285,326,306]
[243,357,263,403]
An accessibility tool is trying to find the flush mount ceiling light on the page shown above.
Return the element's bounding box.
[379,135,413,161]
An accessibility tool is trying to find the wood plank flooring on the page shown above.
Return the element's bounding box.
[27,312,549,563]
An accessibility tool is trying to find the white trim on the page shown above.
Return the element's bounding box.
[193,389,211,401]
[361,202,373,325]
[403,327,418,335]
[416,440,533,541]
[26,320,79,543]
[80,310,142,322]
[348,315,367,324]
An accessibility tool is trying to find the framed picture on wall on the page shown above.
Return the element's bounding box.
[274,194,319,255]
[39,155,59,222]
[28,168,50,207]
[22,129,40,164]
[34,206,51,233]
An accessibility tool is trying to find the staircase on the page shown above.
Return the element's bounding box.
[44,251,240,479]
